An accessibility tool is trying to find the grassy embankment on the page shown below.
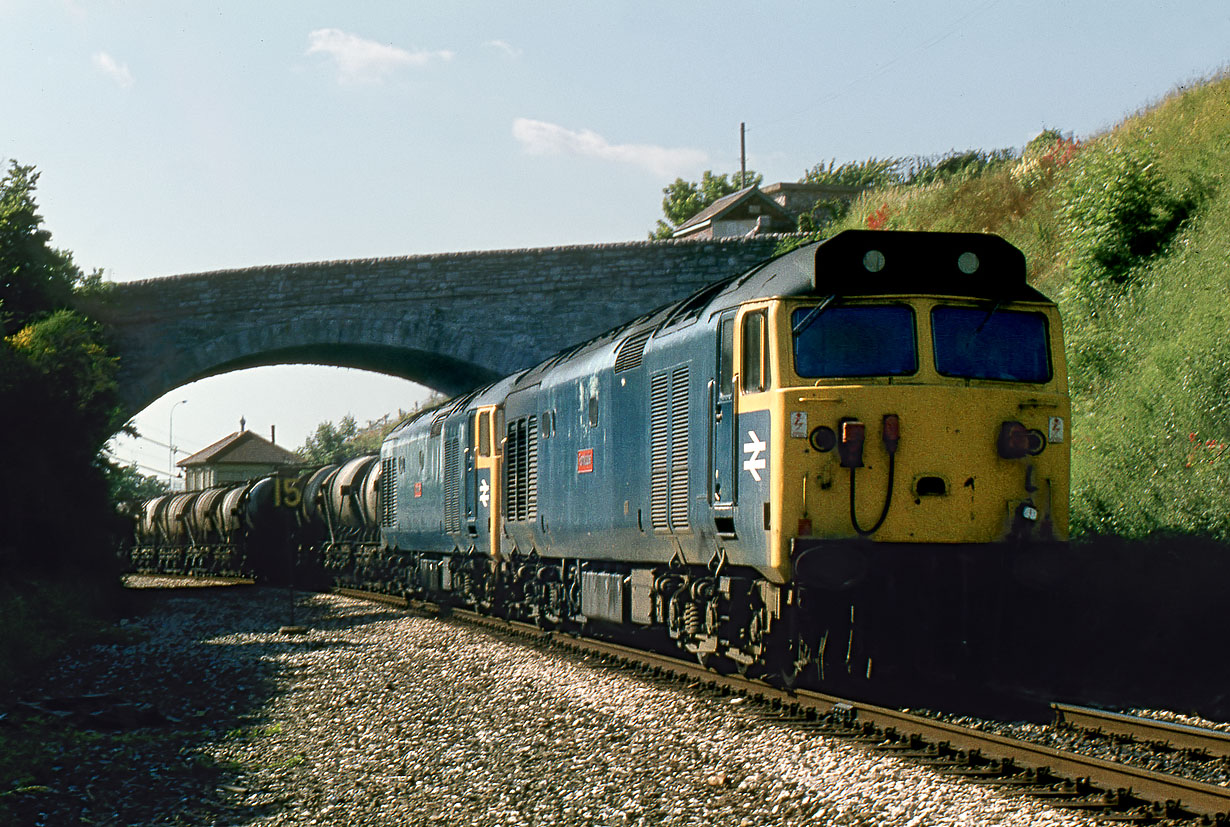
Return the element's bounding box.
[804,72,1230,542]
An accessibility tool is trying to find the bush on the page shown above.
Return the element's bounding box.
[1060,139,1195,292]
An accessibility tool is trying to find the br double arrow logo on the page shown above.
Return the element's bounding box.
[743,430,766,482]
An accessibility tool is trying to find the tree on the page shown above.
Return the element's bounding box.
[0,163,123,575]
[299,414,361,466]
[297,393,451,466]
[651,169,762,239]
[0,163,83,335]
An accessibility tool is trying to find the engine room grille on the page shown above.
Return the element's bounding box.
[668,365,689,530]
[650,365,690,531]
[506,415,538,522]
[380,456,397,528]
[443,437,461,533]
[614,329,653,373]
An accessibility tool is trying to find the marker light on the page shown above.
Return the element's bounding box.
[1000,423,1047,458]
[809,426,837,453]
[958,252,980,274]
[839,421,866,468]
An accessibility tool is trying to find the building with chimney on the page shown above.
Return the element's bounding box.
[178,424,302,491]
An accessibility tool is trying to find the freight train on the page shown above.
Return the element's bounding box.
[132,230,1070,697]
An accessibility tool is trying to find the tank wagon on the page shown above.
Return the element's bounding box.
[136,230,1069,695]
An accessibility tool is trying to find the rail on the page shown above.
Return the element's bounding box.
[1054,702,1230,759]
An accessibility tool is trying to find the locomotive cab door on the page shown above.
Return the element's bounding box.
[472,406,502,561]
[464,413,478,537]
[711,311,738,523]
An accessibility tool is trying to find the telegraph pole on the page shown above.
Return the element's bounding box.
[740,122,747,188]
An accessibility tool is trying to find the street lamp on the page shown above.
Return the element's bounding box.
[170,398,188,490]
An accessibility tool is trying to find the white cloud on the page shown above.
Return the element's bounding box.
[92,51,133,88]
[306,28,453,83]
[484,39,522,59]
[511,118,708,177]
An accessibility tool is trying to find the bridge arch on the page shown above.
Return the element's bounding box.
[150,317,501,414]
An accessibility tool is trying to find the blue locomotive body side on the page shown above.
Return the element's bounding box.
[498,302,773,576]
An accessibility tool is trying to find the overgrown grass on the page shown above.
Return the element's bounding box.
[784,72,1230,541]
[0,577,128,698]
[0,576,128,804]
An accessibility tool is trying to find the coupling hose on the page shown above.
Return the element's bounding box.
[849,453,895,537]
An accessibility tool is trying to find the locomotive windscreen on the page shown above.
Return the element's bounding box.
[792,305,918,378]
[931,306,1051,382]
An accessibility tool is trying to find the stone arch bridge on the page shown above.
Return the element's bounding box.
[77,237,789,420]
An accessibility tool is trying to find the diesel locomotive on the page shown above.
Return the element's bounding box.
[133,230,1070,695]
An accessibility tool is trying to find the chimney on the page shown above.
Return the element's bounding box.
[271,425,276,444]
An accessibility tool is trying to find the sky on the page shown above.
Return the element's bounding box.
[2,0,1228,483]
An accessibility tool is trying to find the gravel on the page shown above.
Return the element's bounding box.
[5,578,1101,826]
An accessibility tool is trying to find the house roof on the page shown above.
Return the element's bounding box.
[672,185,793,235]
[178,430,302,468]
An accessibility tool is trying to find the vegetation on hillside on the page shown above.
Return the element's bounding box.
[297,391,450,466]
[775,72,1230,540]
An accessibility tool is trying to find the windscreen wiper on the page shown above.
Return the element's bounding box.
[792,294,838,336]
[975,298,1003,334]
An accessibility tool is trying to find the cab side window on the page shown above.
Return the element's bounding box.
[718,316,734,397]
[478,410,491,457]
[742,310,767,393]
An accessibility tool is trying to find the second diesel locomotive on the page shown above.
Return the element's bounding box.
[135,230,1070,695]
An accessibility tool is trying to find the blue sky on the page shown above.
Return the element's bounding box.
[3,0,1227,480]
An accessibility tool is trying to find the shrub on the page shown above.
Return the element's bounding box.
[1060,140,1194,292]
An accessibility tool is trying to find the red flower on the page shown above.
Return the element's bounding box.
[866,203,890,230]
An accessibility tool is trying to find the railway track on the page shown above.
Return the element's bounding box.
[335,586,1230,824]
[1054,703,1230,761]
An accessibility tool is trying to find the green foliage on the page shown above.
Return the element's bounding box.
[796,158,903,231]
[0,163,126,577]
[0,163,83,335]
[9,310,120,428]
[105,462,169,517]
[299,414,361,465]
[1060,139,1199,294]
[1,312,126,574]
[769,74,1230,542]
[651,169,762,239]
[298,392,448,466]
[802,157,900,189]
[904,147,1016,186]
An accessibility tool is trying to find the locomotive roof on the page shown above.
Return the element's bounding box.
[716,229,1046,307]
